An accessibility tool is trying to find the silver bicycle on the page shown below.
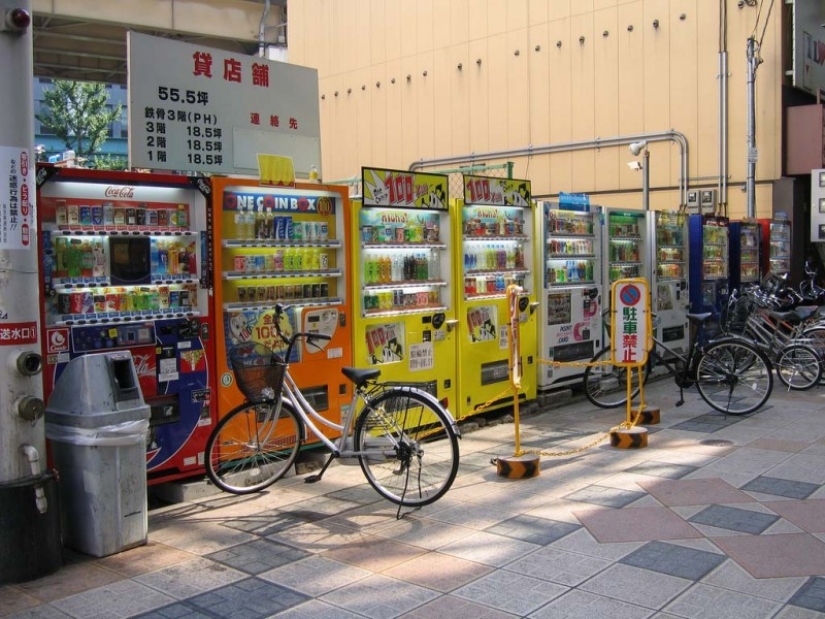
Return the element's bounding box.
[205,304,461,508]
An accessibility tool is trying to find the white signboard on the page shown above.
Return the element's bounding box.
[792,0,825,96]
[610,279,650,367]
[0,146,34,250]
[127,32,321,176]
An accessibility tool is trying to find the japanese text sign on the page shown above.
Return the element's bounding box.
[610,278,651,367]
[128,32,320,176]
[463,174,532,207]
[362,167,449,210]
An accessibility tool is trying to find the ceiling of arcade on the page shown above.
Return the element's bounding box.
[29,0,286,85]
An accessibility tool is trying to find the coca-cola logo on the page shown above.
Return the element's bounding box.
[132,352,154,377]
[104,186,135,198]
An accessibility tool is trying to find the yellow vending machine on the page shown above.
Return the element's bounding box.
[210,176,352,442]
[352,167,457,410]
[455,174,538,420]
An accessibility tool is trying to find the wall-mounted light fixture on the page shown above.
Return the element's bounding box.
[376,81,381,88]
[334,91,338,97]
[535,45,541,51]
[603,30,609,37]
[476,58,482,65]
[514,49,520,56]
[422,70,428,76]
[556,40,562,48]
[653,19,660,28]
[457,62,463,70]
[627,24,634,31]
[321,94,325,100]
[579,36,585,44]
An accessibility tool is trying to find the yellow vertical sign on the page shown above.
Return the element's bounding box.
[610,278,651,366]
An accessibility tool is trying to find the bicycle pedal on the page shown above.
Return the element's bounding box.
[304,474,321,484]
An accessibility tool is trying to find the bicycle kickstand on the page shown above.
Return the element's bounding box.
[676,384,685,407]
[304,452,337,484]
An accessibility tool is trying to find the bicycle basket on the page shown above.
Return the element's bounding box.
[229,343,286,401]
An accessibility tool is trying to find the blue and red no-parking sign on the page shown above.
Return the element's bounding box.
[611,278,651,366]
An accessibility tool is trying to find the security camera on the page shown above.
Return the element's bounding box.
[628,140,648,156]
[627,161,643,171]
[1,8,31,33]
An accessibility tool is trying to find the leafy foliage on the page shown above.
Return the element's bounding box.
[90,154,129,171]
[36,80,122,160]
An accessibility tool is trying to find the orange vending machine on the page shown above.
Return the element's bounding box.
[209,177,352,440]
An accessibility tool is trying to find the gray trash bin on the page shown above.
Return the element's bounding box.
[45,351,150,557]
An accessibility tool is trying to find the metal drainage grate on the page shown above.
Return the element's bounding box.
[699,439,734,447]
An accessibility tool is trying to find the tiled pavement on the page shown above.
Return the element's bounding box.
[4,378,825,618]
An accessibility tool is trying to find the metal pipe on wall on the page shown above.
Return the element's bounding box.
[409,131,690,207]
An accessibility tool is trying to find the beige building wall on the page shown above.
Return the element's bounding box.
[290,0,782,218]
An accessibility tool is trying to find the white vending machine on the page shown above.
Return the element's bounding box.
[537,201,603,392]
[651,211,690,354]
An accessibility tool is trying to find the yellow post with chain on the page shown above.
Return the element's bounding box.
[608,279,651,449]
[494,285,541,479]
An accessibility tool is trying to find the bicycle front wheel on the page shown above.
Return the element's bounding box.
[205,400,302,494]
[354,388,459,507]
[695,339,773,415]
[775,344,823,391]
[583,346,650,408]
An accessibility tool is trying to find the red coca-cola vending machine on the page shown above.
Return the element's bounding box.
[36,165,215,484]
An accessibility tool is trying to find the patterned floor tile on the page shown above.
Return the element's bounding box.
[13,561,123,604]
[96,542,196,578]
[764,499,825,533]
[205,539,309,575]
[788,577,825,613]
[664,583,783,619]
[437,530,540,567]
[484,515,580,546]
[740,477,820,500]
[562,486,647,508]
[527,589,658,619]
[259,555,372,597]
[134,557,246,600]
[322,535,426,572]
[220,508,318,536]
[398,594,520,618]
[687,505,779,534]
[670,414,743,433]
[451,569,568,616]
[0,586,40,616]
[619,540,726,581]
[375,515,477,550]
[381,551,492,592]
[578,563,691,609]
[713,533,825,578]
[623,461,698,480]
[637,478,753,506]
[702,561,807,603]
[267,599,367,618]
[764,454,825,485]
[573,506,703,543]
[747,438,811,453]
[319,574,438,619]
[185,577,308,618]
[51,580,175,619]
[505,546,612,586]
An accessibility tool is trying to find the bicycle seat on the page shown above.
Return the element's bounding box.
[342,366,381,386]
[686,312,713,326]
[770,306,818,323]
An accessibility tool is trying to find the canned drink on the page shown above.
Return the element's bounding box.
[67,204,79,226]
[158,286,170,309]
[302,284,312,299]
[157,209,169,227]
[55,200,68,228]
[284,285,294,301]
[237,287,246,303]
[179,288,190,308]
[147,209,158,227]
[319,221,329,241]
[311,284,321,298]
[291,219,302,241]
[266,286,276,301]
[395,226,405,243]
[233,255,246,271]
[79,206,92,226]
[361,225,373,242]
[320,283,329,298]
[254,286,265,302]
[274,216,285,240]
[113,207,126,226]
[70,291,84,314]
[91,205,103,226]
[57,293,72,314]
[118,292,129,311]
[126,208,136,225]
[319,251,329,270]
[94,294,106,313]
[80,291,95,313]
[169,290,180,308]
[276,284,285,299]
[254,255,265,272]
[136,207,147,226]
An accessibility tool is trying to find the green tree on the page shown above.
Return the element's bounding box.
[36,80,122,161]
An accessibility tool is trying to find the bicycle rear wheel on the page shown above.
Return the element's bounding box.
[583,346,650,408]
[775,343,823,391]
[205,400,302,494]
[695,339,773,415]
[354,388,459,507]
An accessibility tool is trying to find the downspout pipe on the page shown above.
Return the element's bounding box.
[409,130,690,207]
[719,50,729,214]
[258,0,271,58]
